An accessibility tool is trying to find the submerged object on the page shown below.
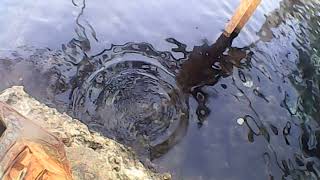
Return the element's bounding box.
[0,101,73,180]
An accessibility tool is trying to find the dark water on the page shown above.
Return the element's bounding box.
[1,0,320,179]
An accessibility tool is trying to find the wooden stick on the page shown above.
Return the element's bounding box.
[177,0,262,91]
[224,0,262,37]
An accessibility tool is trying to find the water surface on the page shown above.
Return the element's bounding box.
[1,0,320,179]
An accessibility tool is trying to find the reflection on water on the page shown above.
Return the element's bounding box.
[232,0,320,179]
[61,1,191,158]
[1,0,320,179]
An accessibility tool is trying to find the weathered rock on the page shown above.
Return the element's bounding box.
[0,86,169,180]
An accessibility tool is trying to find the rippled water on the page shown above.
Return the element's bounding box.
[1,0,320,179]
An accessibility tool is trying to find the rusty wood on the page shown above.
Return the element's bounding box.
[224,0,262,37]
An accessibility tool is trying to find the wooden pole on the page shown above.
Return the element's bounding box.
[224,0,262,37]
[177,0,262,92]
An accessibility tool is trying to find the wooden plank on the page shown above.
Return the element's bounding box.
[224,0,262,37]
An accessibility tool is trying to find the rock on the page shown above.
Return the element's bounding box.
[0,86,166,180]
[162,173,172,180]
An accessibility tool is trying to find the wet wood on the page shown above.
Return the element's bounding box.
[224,0,262,37]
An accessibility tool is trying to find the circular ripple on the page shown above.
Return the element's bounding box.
[71,55,188,157]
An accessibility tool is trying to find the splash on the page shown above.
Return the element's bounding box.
[68,42,189,159]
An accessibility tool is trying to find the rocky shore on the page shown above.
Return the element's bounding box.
[0,86,171,180]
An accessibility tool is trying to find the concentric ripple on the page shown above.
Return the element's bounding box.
[69,43,188,158]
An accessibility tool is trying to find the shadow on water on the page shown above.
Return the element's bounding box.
[1,0,320,179]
